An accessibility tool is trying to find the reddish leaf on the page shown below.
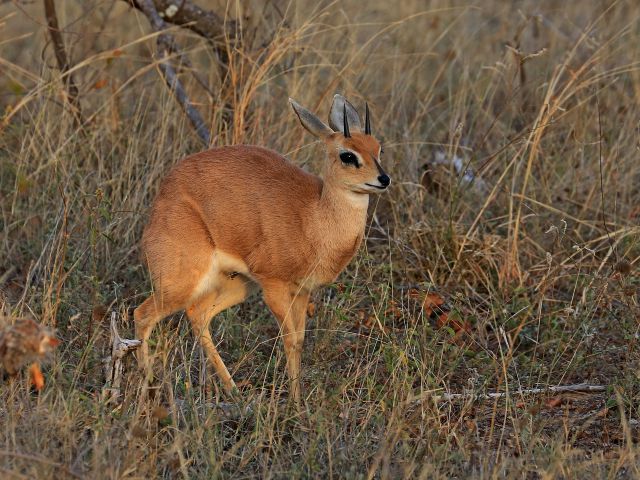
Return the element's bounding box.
[151,406,169,421]
[29,363,44,391]
[435,311,450,328]
[236,379,252,389]
[545,397,564,409]
[307,302,316,317]
[92,304,108,323]
[408,288,421,299]
[131,424,147,438]
[384,300,402,319]
[436,311,471,334]
[423,293,445,317]
[93,79,108,90]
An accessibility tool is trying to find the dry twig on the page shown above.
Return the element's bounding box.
[134,0,214,145]
[43,0,82,123]
[125,0,238,58]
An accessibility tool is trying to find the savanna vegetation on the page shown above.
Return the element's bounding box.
[1,0,639,478]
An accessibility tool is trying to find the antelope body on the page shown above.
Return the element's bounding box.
[134,95,390,402]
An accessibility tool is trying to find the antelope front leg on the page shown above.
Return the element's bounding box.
[285,292,308,403]
[262,281,309,404]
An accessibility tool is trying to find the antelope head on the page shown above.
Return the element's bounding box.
[289,94,390,195]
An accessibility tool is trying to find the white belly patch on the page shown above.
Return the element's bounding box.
[191,250,252,300]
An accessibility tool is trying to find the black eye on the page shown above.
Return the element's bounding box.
[380,147,384,155]
[339,151,359,167]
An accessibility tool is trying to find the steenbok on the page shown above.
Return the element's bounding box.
[135,94,390,402]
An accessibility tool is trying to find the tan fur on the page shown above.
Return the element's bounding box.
[135,97,389,402]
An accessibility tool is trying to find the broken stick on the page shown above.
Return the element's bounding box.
[407,383,607,405]
[102,312,141,401]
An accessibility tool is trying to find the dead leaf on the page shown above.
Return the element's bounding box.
[436,311,471,334]
[236,379,252,389]
[338,340,354,354]
[92,305,108,324]
[604,450,618,460]
[16,173,31,197]
[545,397,564,409]
[131,424,147,439]
[465,419,477,433]
[408,288,421,299]
[29,363,44,391]
[151,406,169,421]
[423,293,445,317]
[614,260,632,276]
[528,403,541,415]
[92,79,108,90]
[307,302,316,317]
[167,454,181,472]
[385,300,402,320]
[435,312,450,328]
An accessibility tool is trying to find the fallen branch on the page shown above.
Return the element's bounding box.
[43,0,82,123]
[102,312,140,401]
[137,0,212,145]
[409,383,607,405]
[125,0,238,58]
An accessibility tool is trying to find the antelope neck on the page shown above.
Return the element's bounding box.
[317,179,369,237]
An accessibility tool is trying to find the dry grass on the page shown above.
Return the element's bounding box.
[1,0,639,478]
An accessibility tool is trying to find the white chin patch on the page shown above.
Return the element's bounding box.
[361,184,386,193]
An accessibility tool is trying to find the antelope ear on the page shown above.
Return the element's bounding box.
[289,98,333,138]
[329,94,362,134]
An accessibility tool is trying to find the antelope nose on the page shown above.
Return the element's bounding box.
[378,174,390,187]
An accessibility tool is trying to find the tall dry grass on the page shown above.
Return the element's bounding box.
[0,0,639,478]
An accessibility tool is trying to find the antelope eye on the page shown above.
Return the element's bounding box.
[339,151,359,167]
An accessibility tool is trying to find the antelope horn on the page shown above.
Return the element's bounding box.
[365,102,371,135]
[343,104,351,138]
